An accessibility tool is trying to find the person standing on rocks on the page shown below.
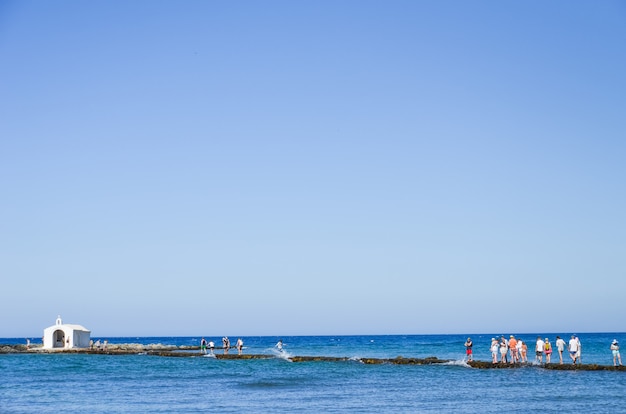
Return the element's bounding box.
[544,338,552,363]
[535,337,544,363]
[222,337,230,354]
[555,336,566,364]
[236,338,244,355]
[490,338,499,363]
[499,336,508,363]
[200,337,207,354]
[208,340,215,355]
[464,337,473,362]
[611,339,622,366]
[508,336,518,364]
[568,335,579,364]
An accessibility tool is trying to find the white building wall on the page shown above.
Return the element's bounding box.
[42,316,91,349]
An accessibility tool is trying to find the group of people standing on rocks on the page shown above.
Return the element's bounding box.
[466,335,622,366]
[532,336,568,364]
[199,338,287,356]
[487,336,529,364]
[482,335,581,365]
[200,337,244,355]
[89,339,108,351]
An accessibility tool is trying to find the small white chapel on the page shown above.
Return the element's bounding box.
[42,315,91,349]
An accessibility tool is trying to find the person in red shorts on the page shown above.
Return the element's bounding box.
[464,337,473,362]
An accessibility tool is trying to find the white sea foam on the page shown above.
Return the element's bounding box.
[443,359,472,368]
[269,348,292,361]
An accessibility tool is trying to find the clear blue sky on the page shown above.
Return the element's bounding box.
[1,1,625,338]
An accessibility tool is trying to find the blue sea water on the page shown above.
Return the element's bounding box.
[1,333,625,413]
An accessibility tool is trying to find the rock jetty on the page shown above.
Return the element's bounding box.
[1,344,624,371]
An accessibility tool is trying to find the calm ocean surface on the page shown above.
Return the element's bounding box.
[2,333,625,413]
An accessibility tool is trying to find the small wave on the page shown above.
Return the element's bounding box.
[443,359,472,368]
[268,348,293,361]
[349,356,363,363]
[240,381,285,389]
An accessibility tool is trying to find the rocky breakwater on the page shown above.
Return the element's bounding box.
[1,345,624,371]
[467,360,626,371]
[289,356,448,365]
[0,343,179,354]
[0,344,29,353]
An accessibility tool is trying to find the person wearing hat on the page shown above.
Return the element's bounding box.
[490,338,499,364]
[222,337,230,355]
[508,335,518,364]
[610,340,622,366]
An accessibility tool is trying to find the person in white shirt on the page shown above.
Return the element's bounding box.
[499,337,508,363]
[490,338,499,364]
[611,340,622,366]
[535,336,545,363]
[555,336,566,364]
[568,335,579,364]
[222,337,230,355]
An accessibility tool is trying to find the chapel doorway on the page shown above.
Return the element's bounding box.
[53,330,65,348]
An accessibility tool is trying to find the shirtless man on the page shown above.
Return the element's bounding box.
[508,336,518,364]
